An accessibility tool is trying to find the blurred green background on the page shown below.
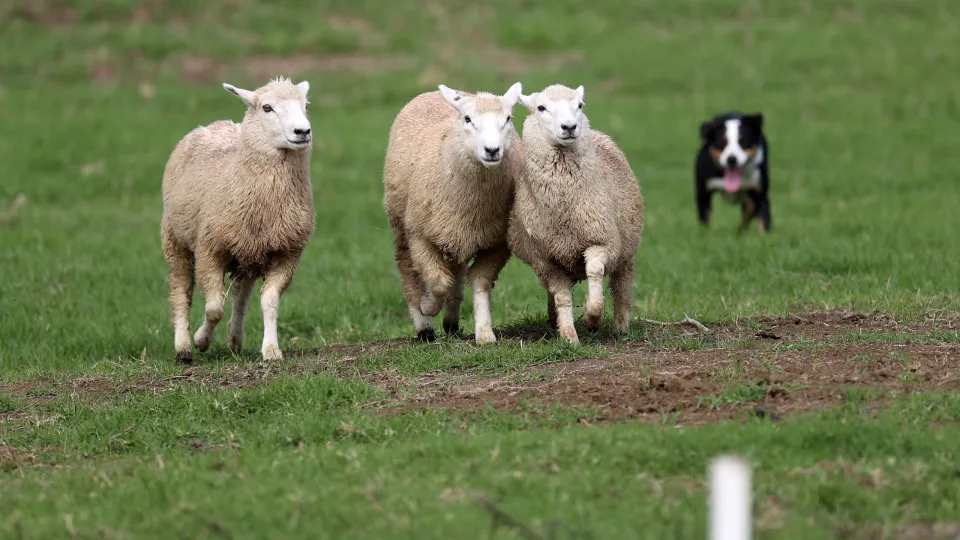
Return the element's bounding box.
[2,0,956,373]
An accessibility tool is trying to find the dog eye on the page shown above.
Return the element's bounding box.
[537,105,546,112]
[262,104,273,113]
[464,115,472,124]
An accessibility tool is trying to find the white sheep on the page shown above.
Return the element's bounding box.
[508,84,645,344]
[161,76,315,362]
[383,82,523,343]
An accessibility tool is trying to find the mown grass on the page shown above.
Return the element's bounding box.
[1,0,959,537]
[3,384,960,538]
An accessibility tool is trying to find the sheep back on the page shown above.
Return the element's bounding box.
[509,127,643,282]
[384,91,519,265]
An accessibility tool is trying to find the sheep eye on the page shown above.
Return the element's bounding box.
[262,104,273,113]
[506,115,512,123]
[578,103,583,109]
[537,105,546,112]
[464,115,472,124]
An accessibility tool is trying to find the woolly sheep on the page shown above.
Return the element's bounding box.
[161,76,315,362]
[383,82,523,343]
[507,84,645,344]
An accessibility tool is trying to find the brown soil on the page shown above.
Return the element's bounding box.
[2,311,956,429]
[371,311,959,425]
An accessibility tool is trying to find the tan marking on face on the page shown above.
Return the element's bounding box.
[709,147,723,162]
[743,146,758,160]
[473,93,507,114]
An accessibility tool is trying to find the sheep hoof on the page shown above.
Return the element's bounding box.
[175,350,193,364]
[584,312,602,331]
[613,319,630,335]
[194,329,212,352]
[227,335,242,352]
[475,327,497,344]
[262,344,283,361]
[417,328,437,342]
[559,326,580,345]
[442,320,460,337]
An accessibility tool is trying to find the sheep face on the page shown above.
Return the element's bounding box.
[519,84,586,147]
[223,78,312,151]
[438,82,522,168]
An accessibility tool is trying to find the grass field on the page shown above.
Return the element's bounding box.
[2,0,959,537]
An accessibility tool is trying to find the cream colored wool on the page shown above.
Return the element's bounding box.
[383,83,523,343]
[161,76,315,362]
[508,84,644,344]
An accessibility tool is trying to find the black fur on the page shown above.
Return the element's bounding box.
[442,320,461,337]
[417,328,437,342]
[695,111,771,233]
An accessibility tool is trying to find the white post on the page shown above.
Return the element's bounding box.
[709,455,752,540]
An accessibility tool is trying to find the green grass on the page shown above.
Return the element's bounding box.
[2,0,960,537]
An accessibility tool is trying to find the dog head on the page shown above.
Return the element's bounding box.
[700,113,764,193]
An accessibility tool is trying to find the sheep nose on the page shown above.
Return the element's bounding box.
[484,146,500,157]
[294,128,311,136]
[725,155,738,168]
[561,122,577,132]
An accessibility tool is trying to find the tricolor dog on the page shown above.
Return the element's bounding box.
[695,112,770,234]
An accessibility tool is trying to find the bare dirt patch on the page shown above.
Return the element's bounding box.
[374,311,959,424]
[178,52,415,85]
[11,1,80,28]
[0,338,408,414]
[2,312,956,427]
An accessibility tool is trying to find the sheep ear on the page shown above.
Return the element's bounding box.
[501,82,522,109]
[438,84,464,111]
[223,83,257,108]
[297,81,310,99]
[518,92,538,112]
[575,85,585,102]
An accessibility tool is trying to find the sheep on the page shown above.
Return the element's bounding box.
[161,76,315,363]
[507,84,644,344]
[383,82,523,344]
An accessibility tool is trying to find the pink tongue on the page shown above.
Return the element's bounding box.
[723,168,742,193]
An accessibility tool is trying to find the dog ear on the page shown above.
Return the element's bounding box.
[742,113,764,131]
[699,120,718,142]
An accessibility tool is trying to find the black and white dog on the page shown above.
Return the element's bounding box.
[695,112,770,234]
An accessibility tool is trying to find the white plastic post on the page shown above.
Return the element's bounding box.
[709,455,752,540]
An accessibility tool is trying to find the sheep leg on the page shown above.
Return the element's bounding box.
[583,246,611,331]
[226,275,256,352]
[547,292,558,329]
[547,278,578,345]
[442,263,469,337]
[163,234,195,363]
[609,260,635,335]
[392,227,434,341]
[193,249,230,353]
[260,252,300,361]
[468,243,511,344]
[409,235,454,319]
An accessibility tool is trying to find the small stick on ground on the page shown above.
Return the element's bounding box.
[473,493,546,540]
[636,313,712,333]
[0,194,26,226]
